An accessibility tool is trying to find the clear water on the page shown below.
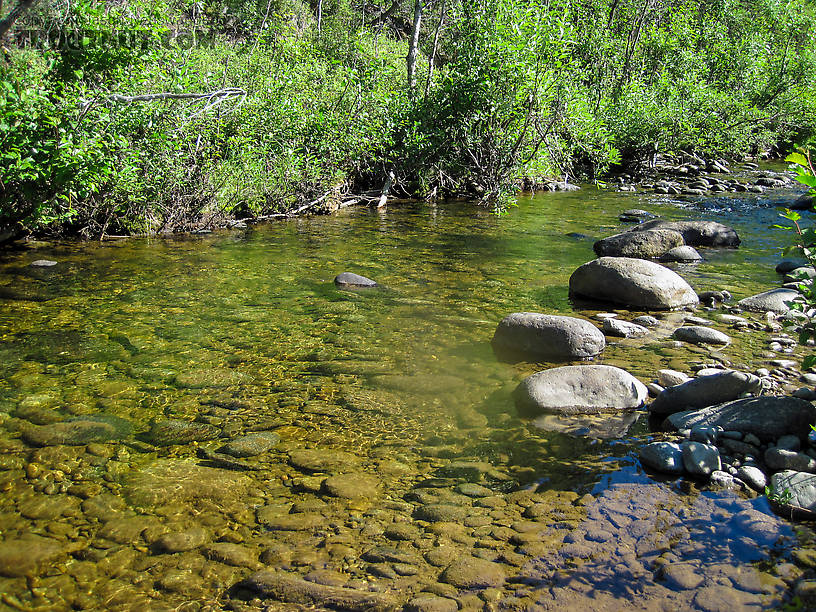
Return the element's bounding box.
[0,183,810,610]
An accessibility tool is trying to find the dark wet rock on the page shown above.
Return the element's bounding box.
[639,442,684,475]
[218,432,280,457]
[0,535,70,577]
[737,466,767,492]
[665,396,816,442]
[413,504,469,522]
[776,258,809,274]
[22,415,132,446]
[698,290,727,306]
[174,368,251,388]
[618,209,655,223]
[241,571,400,611]
[334,272,378,288]
[455,483,494,497]
[791,193,814,211]
[648,370,761,416]
[737,288,800,313]
[660,246,702,262]
[321,473,380,499]
[765,448,816,473]
[593,229,684,259]
[681,441,721,477]
[630,219,740,247]
[204,542,259,568]
[30,259,58,267]
[383,523,422,541]
[289,448,360,473]
[777,435,801,452]
[569,257,699,310]
[146,419,220,446]
[123,459,251,506]
[153,527,209,553]
[405,595,459,612]
[690,425,721,444]
[515,365,647,416]
[672,326,730,345]
[491,312,605,361]
[363,546,422,566]
[439,557,506,589]
[602,318,649,338]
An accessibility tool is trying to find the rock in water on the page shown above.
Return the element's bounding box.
[30,259,58,267]
[629,219,740,247]
[334,272,377,288]
[569,257,699,310]
[22,415,132,446]
[491,312,605,361]
[769,471,816,519]
[681,441,721,477]
[514,365,647,416]
[790,194,814,211]
[737,288,800,313]
[593,229,684,259]
[146,419,220,446]
[649,370,761,415]
[660,246,702,262]
[218,432,280,457]
[639,442,684,475]
[602,318,649,338]
[672,326,731,345]
[665,396,816,442]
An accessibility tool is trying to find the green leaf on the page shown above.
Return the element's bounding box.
[787,152,808,167]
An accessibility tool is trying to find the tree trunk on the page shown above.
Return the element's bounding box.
[424,0,445,97]
[406,0,423,92]
[0,0,39,41]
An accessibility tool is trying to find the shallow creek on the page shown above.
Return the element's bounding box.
[0,180,815,611]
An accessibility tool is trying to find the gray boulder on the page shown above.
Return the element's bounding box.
[665,396,816,442]
[593,229,684,259]
[737,466,767,492]
[334,272,377,288]
[784,267,816,283]
[765,448,816,473]
[776,259,809,274]
[569,257,699,310]
[660,246,702,262]
[737,288,800,313]
[630,219,740,247]
[602,318,649,338]
[491,313,605,361]
[769,471,816,519]
[672,326,730,345]
[639,442,684,475]
[648,370,761,415]
[514,365,647,416]
[681,441,721,477]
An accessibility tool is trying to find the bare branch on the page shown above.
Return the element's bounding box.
[0,0,39,41]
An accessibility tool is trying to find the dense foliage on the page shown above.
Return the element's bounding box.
[2,0,816,237]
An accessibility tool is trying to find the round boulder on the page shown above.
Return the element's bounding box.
[737,288,800,313]
[630,219,740,247]
[660,246,702,263]
[514,365,647,416]
[491,313,605,361]
[569,257,699,310]
[672,326,730,345]
[593,229,684,259]
[648,370,761,415]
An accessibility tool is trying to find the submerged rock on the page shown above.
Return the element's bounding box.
[630,219,740,247]
[288,448,359,473]
[146,419,220,446]
[241,571,400,611]
[665,396,816,442]
[491,312,605,361]
[649,370,761,415]
[218,432,280,457]
[439,557,506,589]
[737,288,800,313]
[123,459,252,506]
[569,257,699,310]
[593,229,684,259]
[334,272,378,288]
[602,318,649,338]
[22,415,132,446]
[791,194,814,211]
[672,326,730,345]
[514,365,647,416]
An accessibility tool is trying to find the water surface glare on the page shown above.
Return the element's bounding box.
[0,187,810,610]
